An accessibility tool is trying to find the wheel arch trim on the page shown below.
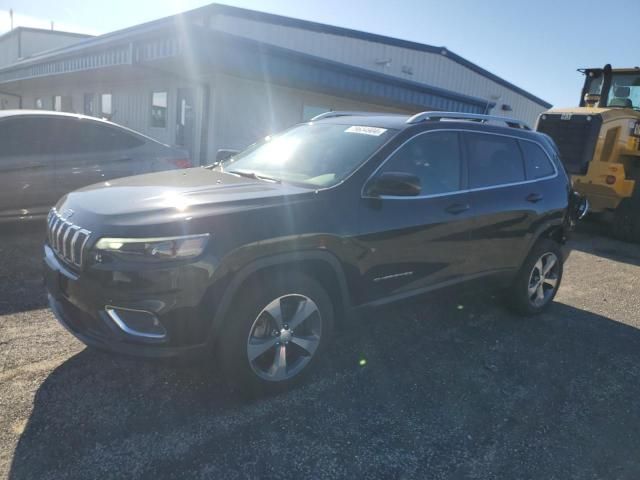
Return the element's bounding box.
[207,250,351,341]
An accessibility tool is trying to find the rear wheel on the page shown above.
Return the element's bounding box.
[508,238,563,316]
[612,198,640,243]
[218,272,334,394]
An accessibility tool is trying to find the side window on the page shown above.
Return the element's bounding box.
[378,131,462,195]
[71,122,146,153]
[39,118,82,155]
[106,127,146,150]
[0,118,44,157]
[0,117,71,157]
[520,141,555,179]
[465,133,525,188]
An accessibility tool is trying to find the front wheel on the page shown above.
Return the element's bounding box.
[508,239,563,316]
[218,272,334,394]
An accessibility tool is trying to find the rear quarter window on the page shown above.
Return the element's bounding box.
[76,122,146,152]
[519,140,556,179]
[465,132,525,189]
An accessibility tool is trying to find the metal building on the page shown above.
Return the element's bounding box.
[0,4,551,164]
[0,27,91,109]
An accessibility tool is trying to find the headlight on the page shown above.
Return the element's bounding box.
[94,234,209,262]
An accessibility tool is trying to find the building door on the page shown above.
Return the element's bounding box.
[176,88,196,160]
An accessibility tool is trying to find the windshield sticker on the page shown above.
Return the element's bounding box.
[345,126,387,136]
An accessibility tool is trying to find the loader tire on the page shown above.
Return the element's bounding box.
[612,198,640,243]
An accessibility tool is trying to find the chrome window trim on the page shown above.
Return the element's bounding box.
[361,128,559,200]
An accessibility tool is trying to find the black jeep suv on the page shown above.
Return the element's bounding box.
[44,111,583,392]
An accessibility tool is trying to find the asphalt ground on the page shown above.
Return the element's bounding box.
[1,222,639,479]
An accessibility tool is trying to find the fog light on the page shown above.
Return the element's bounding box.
[605,175,616,185]
[105,307,167,339]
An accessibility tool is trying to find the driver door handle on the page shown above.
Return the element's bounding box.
[526,193,544,203]
[445,203,470,215]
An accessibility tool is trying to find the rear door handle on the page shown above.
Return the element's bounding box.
[526,193,544,203]
[445,203,470,215]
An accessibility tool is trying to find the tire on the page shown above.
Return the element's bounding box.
[612,198,640,243]
[508,238,563,316]
[218,271,334,395]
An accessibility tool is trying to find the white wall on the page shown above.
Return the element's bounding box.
[0,29,89,68]
[210,13,548,125]
[207,72,409,155]
[19,30,89,59]
[0,33,19,68]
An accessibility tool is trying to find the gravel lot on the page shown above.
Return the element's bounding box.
[1,222,640,479]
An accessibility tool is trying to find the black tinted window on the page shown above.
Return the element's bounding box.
[380,131,462,195]
[0,117,145,157]
[0,118,45,157]
[466,133,525,188]
[520,140,555,179]
[74,122,145,152]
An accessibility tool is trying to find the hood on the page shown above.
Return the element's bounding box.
[58,168,314,227]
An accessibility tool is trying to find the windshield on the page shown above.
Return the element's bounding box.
[585,71,640,110]
[220,123,395,188]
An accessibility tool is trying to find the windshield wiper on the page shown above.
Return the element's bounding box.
[227,170,281,184]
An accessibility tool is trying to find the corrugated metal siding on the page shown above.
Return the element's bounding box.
[207,72,409,154]
[17,76,179,146]
[19,30,89,58]
[199,31,487,115]
[0,45,132,83]
[0,34,19,68]
[210,14,546,125]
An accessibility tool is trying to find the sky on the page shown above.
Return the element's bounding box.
[0,0,637,108]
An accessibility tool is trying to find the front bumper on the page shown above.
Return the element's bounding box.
[43,244,213,358]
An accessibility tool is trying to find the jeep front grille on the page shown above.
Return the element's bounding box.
[47,209,91,268]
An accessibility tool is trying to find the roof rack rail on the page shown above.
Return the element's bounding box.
[406,111,531,130]
[310,111,380,121]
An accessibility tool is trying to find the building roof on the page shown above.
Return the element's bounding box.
[0,26,92,43]
[210,4,551,108]
[0,3,550,109]
[0,22,493,115]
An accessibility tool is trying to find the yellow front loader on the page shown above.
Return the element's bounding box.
[536,64,640,242]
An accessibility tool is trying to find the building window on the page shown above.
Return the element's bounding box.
[100,93,113,118]
[150,91,168,128]
[302,104,330,122]
[84,93,96,116]
[53,95,62,111]
[35,98,43,109]
[52,95,73,112]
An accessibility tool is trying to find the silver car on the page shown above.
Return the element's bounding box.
[0,110,190,223]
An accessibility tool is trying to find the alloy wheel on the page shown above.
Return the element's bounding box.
[527,252,560,308]
[246,294,322,382]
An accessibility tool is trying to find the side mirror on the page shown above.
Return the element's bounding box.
[366,171,421,197]
[567,191,589,229]
[216,149,240,162]
[576,196,589,220]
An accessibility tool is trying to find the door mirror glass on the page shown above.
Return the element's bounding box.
[367,171,421,197]
[216,149,240,162]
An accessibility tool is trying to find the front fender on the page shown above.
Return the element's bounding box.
[206,249,350,342]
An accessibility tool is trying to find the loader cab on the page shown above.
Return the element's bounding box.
[580,65,640,111]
